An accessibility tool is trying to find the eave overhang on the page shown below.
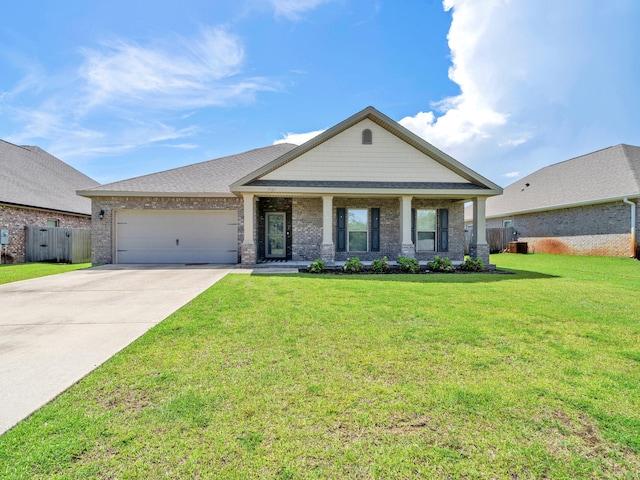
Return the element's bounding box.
[485,194,640,219]
[0,200,91,217]
[76,190,236,199]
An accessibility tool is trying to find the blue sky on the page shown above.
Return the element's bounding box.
[1,1,639,186]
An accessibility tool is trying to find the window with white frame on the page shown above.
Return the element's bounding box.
[416,209,437,251]
[47,219,59,227]
[503,220,513,228]
[348,209,368,251]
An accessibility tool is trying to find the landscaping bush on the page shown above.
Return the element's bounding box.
[342,257,364,273]
[307,258,326,273]
[460,257,484,272]
[427,255,455,273]
[371,256,390,273]
[397,256,420,273]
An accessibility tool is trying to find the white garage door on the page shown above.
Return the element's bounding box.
[115,210,238,264]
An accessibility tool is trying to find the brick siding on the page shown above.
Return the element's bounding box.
[0,204,90,264]
[487,200,639,256]
[293,197,465,263]
[90,195,471,265]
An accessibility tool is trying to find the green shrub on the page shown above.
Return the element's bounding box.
[371,256,390,273]
[397,256,420,273]
[342,257,364,273]
[460,257,484,272]
[307,258,326,273]
[427,256,455,273]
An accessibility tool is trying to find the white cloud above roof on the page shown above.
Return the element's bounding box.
[273,129,325,146]
[79,27,275,110]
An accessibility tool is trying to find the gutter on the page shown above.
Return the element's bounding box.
[623,197,637,258]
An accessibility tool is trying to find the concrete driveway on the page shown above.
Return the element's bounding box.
[0,264,240,435]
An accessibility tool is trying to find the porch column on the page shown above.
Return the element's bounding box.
[321,195,335,263]
[470,197,489,265]
[241,193,256,265]
[400,195,415,257]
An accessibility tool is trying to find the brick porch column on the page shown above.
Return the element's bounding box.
[400,195,415,257]
[470,197,489,265]
[321,195,335,263]
[241,193,256,265]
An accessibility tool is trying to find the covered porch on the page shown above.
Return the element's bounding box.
[240,193,491,266]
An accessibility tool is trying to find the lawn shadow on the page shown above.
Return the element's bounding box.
[255,268,558,284]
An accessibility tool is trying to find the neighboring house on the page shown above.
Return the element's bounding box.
[465,144,640,257]
[0,140,99,264]
[78,107,502,266]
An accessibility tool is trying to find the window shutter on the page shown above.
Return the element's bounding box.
[337,208,346,252]
[438,208,449,252]
[411,208,416,245]
[370,208,380,251]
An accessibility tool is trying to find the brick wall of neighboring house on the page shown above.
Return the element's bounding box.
[487,200,638,256]
[90,196,244,265]
[0,204,90,264]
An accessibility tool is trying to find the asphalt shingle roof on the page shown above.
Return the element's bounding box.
[80,143,298,196]
[484,144,640,217]
[1,140,98,215]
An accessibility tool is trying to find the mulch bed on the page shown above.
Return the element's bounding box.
[298,266,513,275]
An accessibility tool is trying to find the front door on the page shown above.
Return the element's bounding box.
[266,212,286,258]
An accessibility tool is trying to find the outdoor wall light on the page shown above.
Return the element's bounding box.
[99,210,105,220]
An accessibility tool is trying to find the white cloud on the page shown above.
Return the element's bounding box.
[79,27,276,110]
[3,26,279,162]
[269,0,333,19]
[503,171,520,178]
[274,129,325,145]
[398,0,640,183]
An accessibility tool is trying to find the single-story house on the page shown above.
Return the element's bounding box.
[465,144,640,257]
[0,140,98,264]
[78,107,503,266]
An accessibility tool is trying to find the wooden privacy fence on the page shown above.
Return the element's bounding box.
[465,227,516,255]
[25,227,91,263]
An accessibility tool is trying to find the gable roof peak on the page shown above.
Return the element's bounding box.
[231,106,502,193]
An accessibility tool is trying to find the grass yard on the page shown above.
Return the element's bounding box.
[0,262,91,285]
[1,254,639,478]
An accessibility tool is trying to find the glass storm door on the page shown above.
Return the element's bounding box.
[266,212,286,258]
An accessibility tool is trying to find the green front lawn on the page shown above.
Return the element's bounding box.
[1,254,639,478]
[0,262,91,285]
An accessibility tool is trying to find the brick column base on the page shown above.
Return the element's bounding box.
[469,243,490,266]
[401,244,416,258]
[320,243,335,263]
[241,244,256,265]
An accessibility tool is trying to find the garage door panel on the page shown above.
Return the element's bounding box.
[116,210,238,264]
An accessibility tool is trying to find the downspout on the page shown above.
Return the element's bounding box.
[622,197,636,258]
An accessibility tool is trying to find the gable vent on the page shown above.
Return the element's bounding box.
[362,129,372,145]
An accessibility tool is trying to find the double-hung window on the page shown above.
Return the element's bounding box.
[348,209,368,251]
[416,209,437,251]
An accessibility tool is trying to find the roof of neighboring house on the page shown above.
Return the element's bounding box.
[78,143,298,198]
[0,140,98,215]
[469,144,640,220]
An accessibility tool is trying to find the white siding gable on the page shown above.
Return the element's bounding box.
[262,119,467,183]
